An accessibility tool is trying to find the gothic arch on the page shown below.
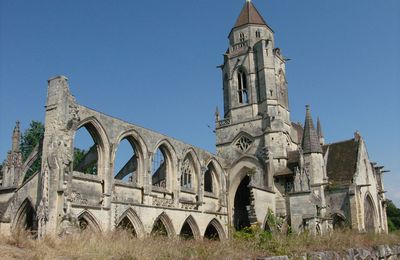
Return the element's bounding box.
[73,117,110,178]
[12,197,37,232]
[151,212,175,237]
[261,213,272,232]
[235,65,249,76]
[77,210,102,232]
[180,149,201,192]
[179,215,201,240]
[116,208,145,238]
[112,129,148,185]
[228,155,263,199]
[74,116,110,149]
[204,218,226,240]
[228,155,263,230]
[205,157,226,191]
[151,139,177,191]
[331,212,346,230]
[203,160,220,195]
[364,192,377,232]
[235,66,250,104]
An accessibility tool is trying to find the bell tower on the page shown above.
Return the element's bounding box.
[216,0,292,175]
[221,0,289,123]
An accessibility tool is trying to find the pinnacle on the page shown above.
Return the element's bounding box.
[302,105,322,154]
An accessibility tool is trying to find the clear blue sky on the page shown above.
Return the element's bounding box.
[1,0,399,206]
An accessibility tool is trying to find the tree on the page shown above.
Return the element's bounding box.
[20,121,45,181]
[19,121,92,181]
[386,200,400,232]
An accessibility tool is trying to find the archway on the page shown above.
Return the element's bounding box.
[73,123,101,175]
[233,175,251,230]
[179,215,200,240]
[364,195,376,232]
[116,208,145,238]
[180,222,194,239]
[14,199,37,234]
[204,224,219,240]
[204,219,225,240]
[332,213,346,230]
[114,137,138,183]
[151,213,175,237]
[117,216,137,237]
[77,211,102,232]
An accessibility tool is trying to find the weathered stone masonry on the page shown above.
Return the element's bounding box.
[0,1,388,239]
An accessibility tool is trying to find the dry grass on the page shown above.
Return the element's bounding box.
[0,229,398,259]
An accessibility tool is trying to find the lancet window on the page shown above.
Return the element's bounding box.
[180,157,193,189]
[237,69,248,104]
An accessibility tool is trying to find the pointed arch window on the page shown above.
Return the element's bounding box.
[73,124,100,175]
[152,147,167,188]
[180,157,193,189]
[237,69,249,104]
[204,164,214,193]
[256,30,261,38]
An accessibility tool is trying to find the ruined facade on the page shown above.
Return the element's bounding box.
[0,1,388,239]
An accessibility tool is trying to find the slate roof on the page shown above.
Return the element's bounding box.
[233,1,268,29]
[302,105,322,154]
[287,150,300,169]
[323,139,360,185]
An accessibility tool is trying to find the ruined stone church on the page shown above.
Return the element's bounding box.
[0,1,388,239]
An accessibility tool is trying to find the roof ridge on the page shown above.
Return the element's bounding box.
[323,138,356,147]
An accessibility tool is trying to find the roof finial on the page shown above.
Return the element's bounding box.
[12,120,21,152]
[246,0,251,2]
[215,106,220,122]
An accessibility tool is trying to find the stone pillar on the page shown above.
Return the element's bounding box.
[37,76,80,237]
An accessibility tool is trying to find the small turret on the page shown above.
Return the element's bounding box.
[317,117,325,146]
[12,121,21,152]
[302,105,322,154]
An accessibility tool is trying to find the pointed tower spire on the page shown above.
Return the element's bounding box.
[233,0,268,29]
[302,105,322,154]
[12,121,21,152]
[317,117,325,145]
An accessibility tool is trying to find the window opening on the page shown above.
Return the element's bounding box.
[181,157,193,189]
[235,135,253,151]
[114,138,137,183]
[237,70,249,104]
[285,179,293,193]
[256,30,261,38]
[73,125,98,175]
[239,32,245,42]
[152,147,167,188]
[204,164,214,193]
